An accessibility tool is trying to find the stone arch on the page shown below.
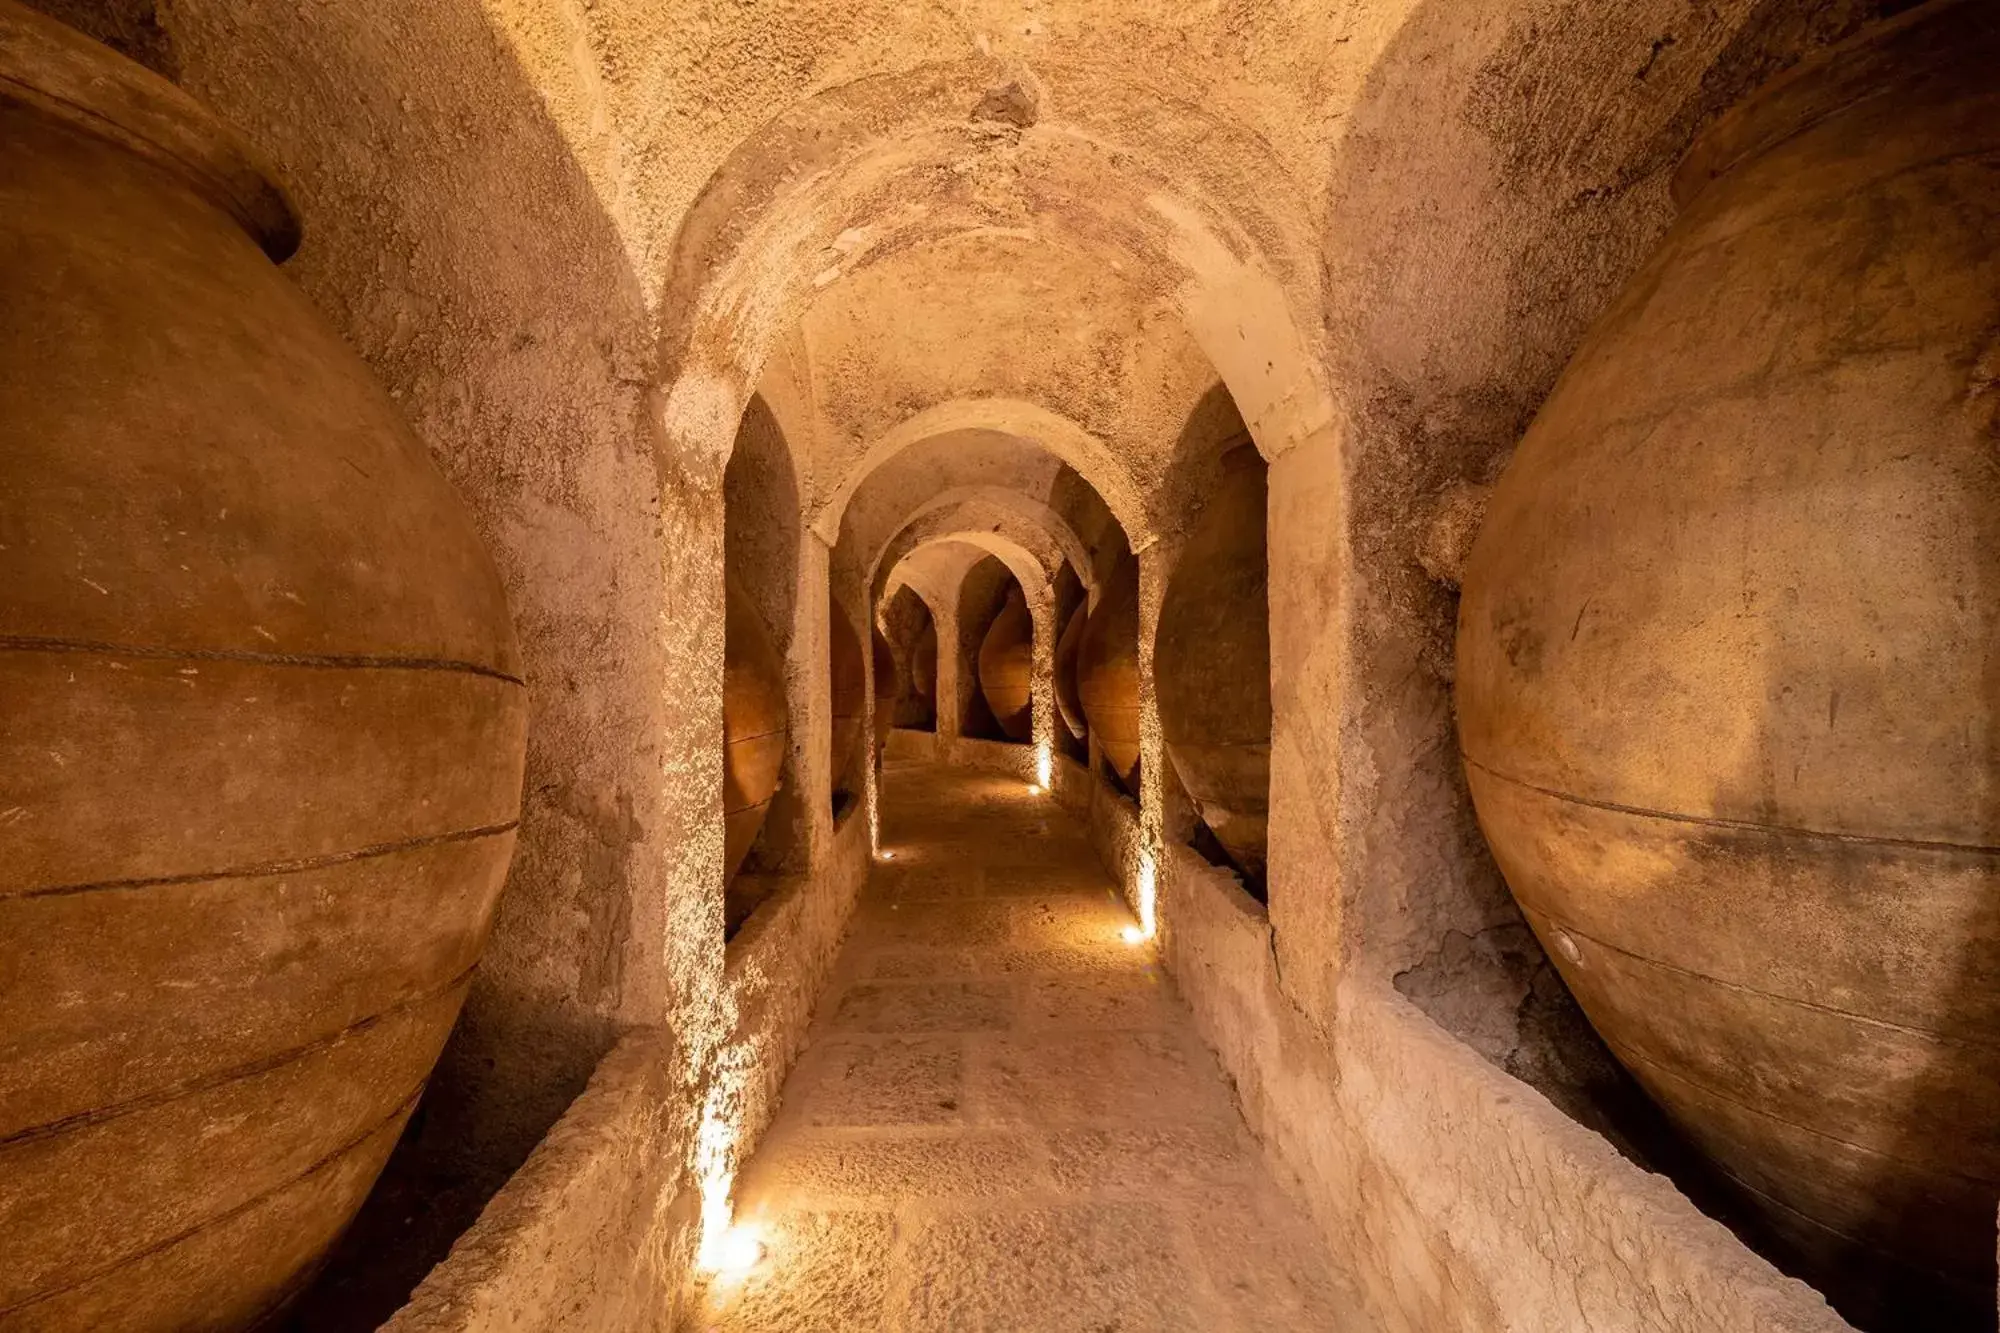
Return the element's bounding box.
[887,489,1093,595]
[869,496,1076,609]
[882,568,951,636]
[817,398,1149,551]
[884,529,1052,620]
[652,61,1336,487]
[884,534,1058,759]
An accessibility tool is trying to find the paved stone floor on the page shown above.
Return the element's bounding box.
[690,760,1365,1332]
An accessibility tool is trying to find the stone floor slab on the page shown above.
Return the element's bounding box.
[689,762,1365,1332]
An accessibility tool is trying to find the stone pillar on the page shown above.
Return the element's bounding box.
[1263,426,1352,1026]
[745,533,822,876]
[1027,576,1057,783]
[1140,534,1200,851]
[1134,543,1169,936]
[785,535,834,871]
[932,597,964,743]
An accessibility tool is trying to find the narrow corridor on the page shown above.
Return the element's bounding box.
[692,761,1363,1332]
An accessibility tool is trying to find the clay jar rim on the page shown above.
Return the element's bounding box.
[1672,0,1992,211]
[0,0,301,260]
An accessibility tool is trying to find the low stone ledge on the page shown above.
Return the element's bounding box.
[723,805,873,1156]
[883,727,938,761]
[383,1028,697,1333]
[1152,844,1852,1333]
[934,733,1036,780]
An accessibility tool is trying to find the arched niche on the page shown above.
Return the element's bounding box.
[1296,4,1906,1313]
[879,585,938,732]
[1157,438,1270,898]
[954,555,1022,744]
[826,589,866,817]
[722,391,802,928]
[1051,562,1088,763]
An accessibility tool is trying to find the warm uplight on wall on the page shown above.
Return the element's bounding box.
[1135,848,1158,939]
[866,760,880,855]
[699,1220,766,1276]
[693,1081,745,1278]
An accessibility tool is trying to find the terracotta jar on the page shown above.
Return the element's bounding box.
[1078,555,1142,789]
[873,627,898,749]
[911,621,939,719]
[1054,603,1088,742]
[1456,3,2000,1321]
[827,592,864,798]
[0,7,527,1327]
[724,578,787,883]
[1157,443,1269,882]
[977,585,1034,742]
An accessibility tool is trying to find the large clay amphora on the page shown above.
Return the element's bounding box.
[1457,3,2000,1321]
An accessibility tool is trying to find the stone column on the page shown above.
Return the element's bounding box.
[1134,543,1169,936]
[932,597,964,744]
[1027,576,1057,784]
[1262,426,1351,1026]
